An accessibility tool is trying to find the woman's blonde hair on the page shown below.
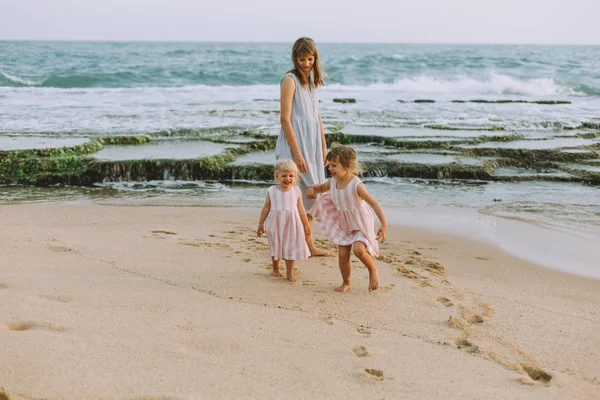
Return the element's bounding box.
[326,143,362,176]
[274,159,300,185]
[289,37,325,88]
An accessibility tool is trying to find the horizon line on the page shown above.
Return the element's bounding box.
[1,38,599,46]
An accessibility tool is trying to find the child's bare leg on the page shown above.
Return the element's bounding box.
[335,245,352,292]
[306,215,335,257]
[271,257,283,277]
[284,259,297,283]
[353,242,379,291]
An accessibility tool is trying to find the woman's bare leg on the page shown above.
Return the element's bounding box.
[306,214,335,257]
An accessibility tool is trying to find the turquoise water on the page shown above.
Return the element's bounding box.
[1,41,600,133]
[2,42,599,93]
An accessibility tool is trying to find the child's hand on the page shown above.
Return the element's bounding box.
[304,224,311,237]
[306,186,316,199]
[376,225,387,243]
[257,225,265,237]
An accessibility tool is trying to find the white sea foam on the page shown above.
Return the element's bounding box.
[327,72,579,97]
[0,70,39,86]
[0,75,579,98]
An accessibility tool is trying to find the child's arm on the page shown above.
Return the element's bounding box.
[256,192,271,237]
[297,191,311,236]
[357,183,387,243]
[318,111,328,166]
[306,180,331,200]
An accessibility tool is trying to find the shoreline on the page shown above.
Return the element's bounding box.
[383,204,600,280]
[1,203,599,399]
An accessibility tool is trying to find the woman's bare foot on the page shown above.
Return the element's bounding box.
[286,273,297,283]
[272,269,283,277]
[369,269,379,292]
[309,247,335,257]
[334,283,351,293]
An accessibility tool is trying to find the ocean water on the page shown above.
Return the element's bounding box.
[1,41,600,277]
[2,41,600,133]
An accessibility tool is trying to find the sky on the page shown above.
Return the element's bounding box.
[1,0,599,44]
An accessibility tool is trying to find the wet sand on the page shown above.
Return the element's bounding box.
[0,204,599,399]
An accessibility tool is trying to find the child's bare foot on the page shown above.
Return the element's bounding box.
[369,271,379,292]
[287,273,297,283]
[272,269,283,277]
[334,283,351,293]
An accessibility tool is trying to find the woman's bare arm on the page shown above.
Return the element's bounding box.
[280,76,307,173]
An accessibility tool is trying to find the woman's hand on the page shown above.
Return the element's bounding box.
[322,147,328,166]
[257,224,265,237]
[294,153,307,174]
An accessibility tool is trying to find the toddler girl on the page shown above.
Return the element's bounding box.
[307,143,387,292]
[257,159,311,282]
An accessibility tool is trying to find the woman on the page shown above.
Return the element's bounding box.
[275,37,331,257]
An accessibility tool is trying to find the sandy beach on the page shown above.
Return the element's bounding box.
[1,203,599,399]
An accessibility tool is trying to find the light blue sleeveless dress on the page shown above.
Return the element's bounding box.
[275,72,326,211]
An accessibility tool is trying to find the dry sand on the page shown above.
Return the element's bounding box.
[0,204,599,399]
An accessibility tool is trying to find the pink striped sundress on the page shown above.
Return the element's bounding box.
[309,176,379,257]
[265,185,310,261]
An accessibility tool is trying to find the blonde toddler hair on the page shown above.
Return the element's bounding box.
[326,142,362,176]
[274,159,300,185]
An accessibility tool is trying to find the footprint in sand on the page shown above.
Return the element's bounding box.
[47,245,76,253]
[448,316,467,330]
[39,294,75,303]
[319,315,334,325]
[151,230,177,235]
[460,305,485,324]
[454,337,480,354]
[423,261,445,276]
[179,240,230,250]
[357,326,371,337]
[417,280,433,288]
[352,345,370,357]
[364,368,384,381]
[4,321,67,332]
[447,309,484,330]
[0,283,9,290]
[520,363,552,383]
[437,297,454,307]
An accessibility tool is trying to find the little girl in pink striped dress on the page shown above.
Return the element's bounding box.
[307,143,387,292]
[257,159,311,282]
